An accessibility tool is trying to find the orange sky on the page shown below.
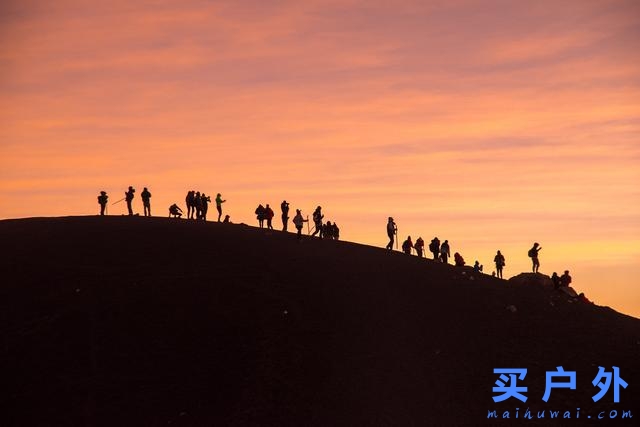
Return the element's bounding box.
[1,0,639,317]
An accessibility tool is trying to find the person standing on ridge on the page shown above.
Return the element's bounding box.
[194,192,202,220]
[141,187,152,217]
[429,237,441,260]
[332,222,340,240]
[494,250,505,279]
[97,191,108,216]
[402,236,414,255]
[201,193,210,221]
[311,206,324,238]
[255,204,266,228]
[415,237,425,257]
[292,209,308,240]
[186,191,195,219]
[215,193,226,222]
[386,217,397,250]
[440,239,451,264]
[125,186,135,216]
[265,204,275,230]
[528,242,542,273]
[281,200,290,231]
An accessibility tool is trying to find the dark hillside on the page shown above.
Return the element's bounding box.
[1,217,639,426]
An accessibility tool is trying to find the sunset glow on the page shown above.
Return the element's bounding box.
[1,0,639,317]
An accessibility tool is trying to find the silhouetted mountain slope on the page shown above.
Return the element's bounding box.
[1,217,639,426]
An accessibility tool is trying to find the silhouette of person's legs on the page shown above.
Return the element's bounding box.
[126,200,133,215]
[217,206,222,222]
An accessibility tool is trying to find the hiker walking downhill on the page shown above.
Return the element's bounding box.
[292,209,308,240]
[215,193,226,222]
[125,186,135,216]
[528,242,542,273]
[97,191,108,216]
[386,217,397,250]
[311,206,324,238]
[281,200,290,231]
[440,239,451,264]
[494,250,505,279]
[141,187,152,217]
[415,237,425,257]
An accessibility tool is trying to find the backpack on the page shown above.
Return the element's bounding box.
[528,248,536,257]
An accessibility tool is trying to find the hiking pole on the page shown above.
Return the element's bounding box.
[111,197,125,205]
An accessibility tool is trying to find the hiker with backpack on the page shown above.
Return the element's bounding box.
[386,217,397,250]
[332,222,340,240]
[141,187,152,217]
[440,239,451,263]
[215,193,226,222]
[255,204,266,228]
[265,204,275,229]
[528,243,542,273]
[311,206,324,238]
[292,209,308,240]
[402,236,414,255]
[97,191,108,216]
[415,237,425,257]
[494,250,505,279]
[125,186,135,216]
[429,237,440,260]
[281,200,290,231]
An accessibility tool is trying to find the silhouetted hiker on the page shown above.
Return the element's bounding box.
[311,206,324,238]
[201,193,211,221]
[386,217,397,250]
[186,191,195,219]
[141,187,152,217]
[125,186,135,215]
[494,250,505,279]
[528,242,542,273]
[292,209,308,240]
[560,270,572,287]
[322,221,332,239]
[255,204,266,228]
[265,204,275,229]
[402,236,414,254]
[440,240,450,264]
[215,193,226,222]
[169,204,183,218]
[281,200,290,231]
[223,215,230,223]
[415,237,425,257]
[551,272,561,289]
[473,261,483,273]
[454,252,465,267]
[194,192,202,220]
[429,237,440,260]
[332,222,340,240]
[97,191,108,215]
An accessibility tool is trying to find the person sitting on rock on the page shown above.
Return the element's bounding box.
[454,252,465,267]
[560,270,572,287]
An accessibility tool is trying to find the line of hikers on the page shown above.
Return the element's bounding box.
[97,188,228,222]
[254,203,340,240]
[386,218,560,281]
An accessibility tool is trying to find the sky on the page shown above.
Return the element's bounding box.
[1,0,639,317]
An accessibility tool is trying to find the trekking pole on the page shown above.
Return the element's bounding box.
[111,197,125,205]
